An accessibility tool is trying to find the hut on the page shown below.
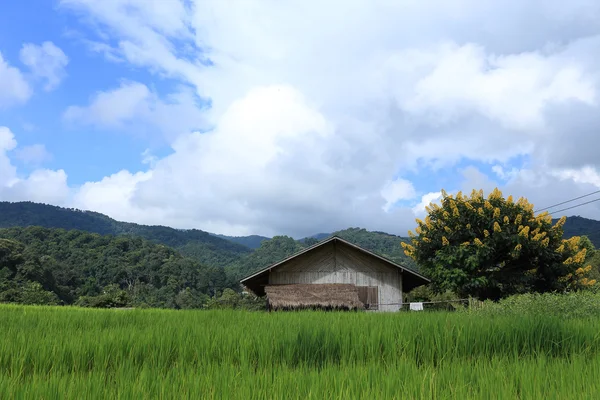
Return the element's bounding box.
[240,236,429,311]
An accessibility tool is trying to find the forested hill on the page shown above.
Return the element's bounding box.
[213,234,269,249]
[0,202,251,267]
[0,226,234,308]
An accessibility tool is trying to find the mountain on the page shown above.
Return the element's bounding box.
[227,236,304,280]
[0,226,233,307]
[559,216,600,248]
[0,202,251,267]
[213,234,270,249]
[300,233,331,242]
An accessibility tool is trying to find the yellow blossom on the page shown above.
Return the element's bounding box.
[503,216,509,224]
[514,214,522,225]
[493,208,500,218]
[484,230,490,237]
[507,195,514,204]
[466,224,471,230]
[553,216,567,229]
[484,201,493,210]
[564,257,574,265]
[519,226,530,237]
[442,236,449,246]
[514,244,522,252]
[441,189,448,198]
[422,237,431,243]
[493,221,502,233]
[572,249,587,264]
[588,279,597,286]
[478,208,485,216]
[444,226,452,234]
[408,230,415,238]
[465,202,474,210]
[488,187,503,200]
[461,241,470,246]
[474,238,484,247]
[415,226,422,234]
[540,238,549,247]
[443,211,450,219]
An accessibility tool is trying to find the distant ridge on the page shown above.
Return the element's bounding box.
[0,201,251,267]
[213,234,270,249]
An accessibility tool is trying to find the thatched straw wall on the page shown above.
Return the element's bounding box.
[265,284,364,310]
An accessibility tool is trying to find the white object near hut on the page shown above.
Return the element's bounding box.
[240,236,429,312]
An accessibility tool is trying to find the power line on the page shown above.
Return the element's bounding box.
[546,197,600,215]
[535,190,600,213]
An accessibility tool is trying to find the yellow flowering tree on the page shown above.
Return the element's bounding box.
[401,188,596,300]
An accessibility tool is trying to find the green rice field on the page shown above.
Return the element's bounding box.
[1,305,599,399]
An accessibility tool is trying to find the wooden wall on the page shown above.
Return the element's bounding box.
[269,240,403,311]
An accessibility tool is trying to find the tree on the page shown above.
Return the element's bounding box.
[19,282,60,305]
[401,188,596,300]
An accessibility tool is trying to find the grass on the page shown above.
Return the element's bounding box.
[1,305,599,399]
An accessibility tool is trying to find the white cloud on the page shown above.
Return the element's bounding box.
[381,179,417,212]
[14,144,53,166]
[64,81,206,140]
[412,192,443,216]
[50,0,600,236]
[64,81,151,126]
[0,51,31,108]
[552,167,600,187]
[0,127,69,204]
[20,41,69,91]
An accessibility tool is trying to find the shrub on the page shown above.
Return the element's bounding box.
[467,291,600,319]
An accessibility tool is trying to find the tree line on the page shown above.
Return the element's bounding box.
[0,227,242,308]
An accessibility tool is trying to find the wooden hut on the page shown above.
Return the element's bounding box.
[240,236,429,311]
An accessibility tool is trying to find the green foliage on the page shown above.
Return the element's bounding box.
[13,281,60,305]
[0,227,233,308]
[403,189,594,300]
[205,288,265,310]
[1,306,600,398]
[226,236,304,280]
[0,201,251,268]
[213,234,269,249]
[467,291,600,319]
[75,284,130,308]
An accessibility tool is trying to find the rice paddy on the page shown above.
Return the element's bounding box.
[1,305,599,399]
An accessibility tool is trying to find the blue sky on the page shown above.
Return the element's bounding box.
[0,1,180,184]
[1,0,600,237]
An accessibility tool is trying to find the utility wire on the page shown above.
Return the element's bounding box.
[535,190,600,213]
[546,198,600,215]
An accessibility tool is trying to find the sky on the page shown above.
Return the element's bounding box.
[1,0,600,238]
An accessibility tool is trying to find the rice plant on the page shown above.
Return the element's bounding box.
[1,305,598,399]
